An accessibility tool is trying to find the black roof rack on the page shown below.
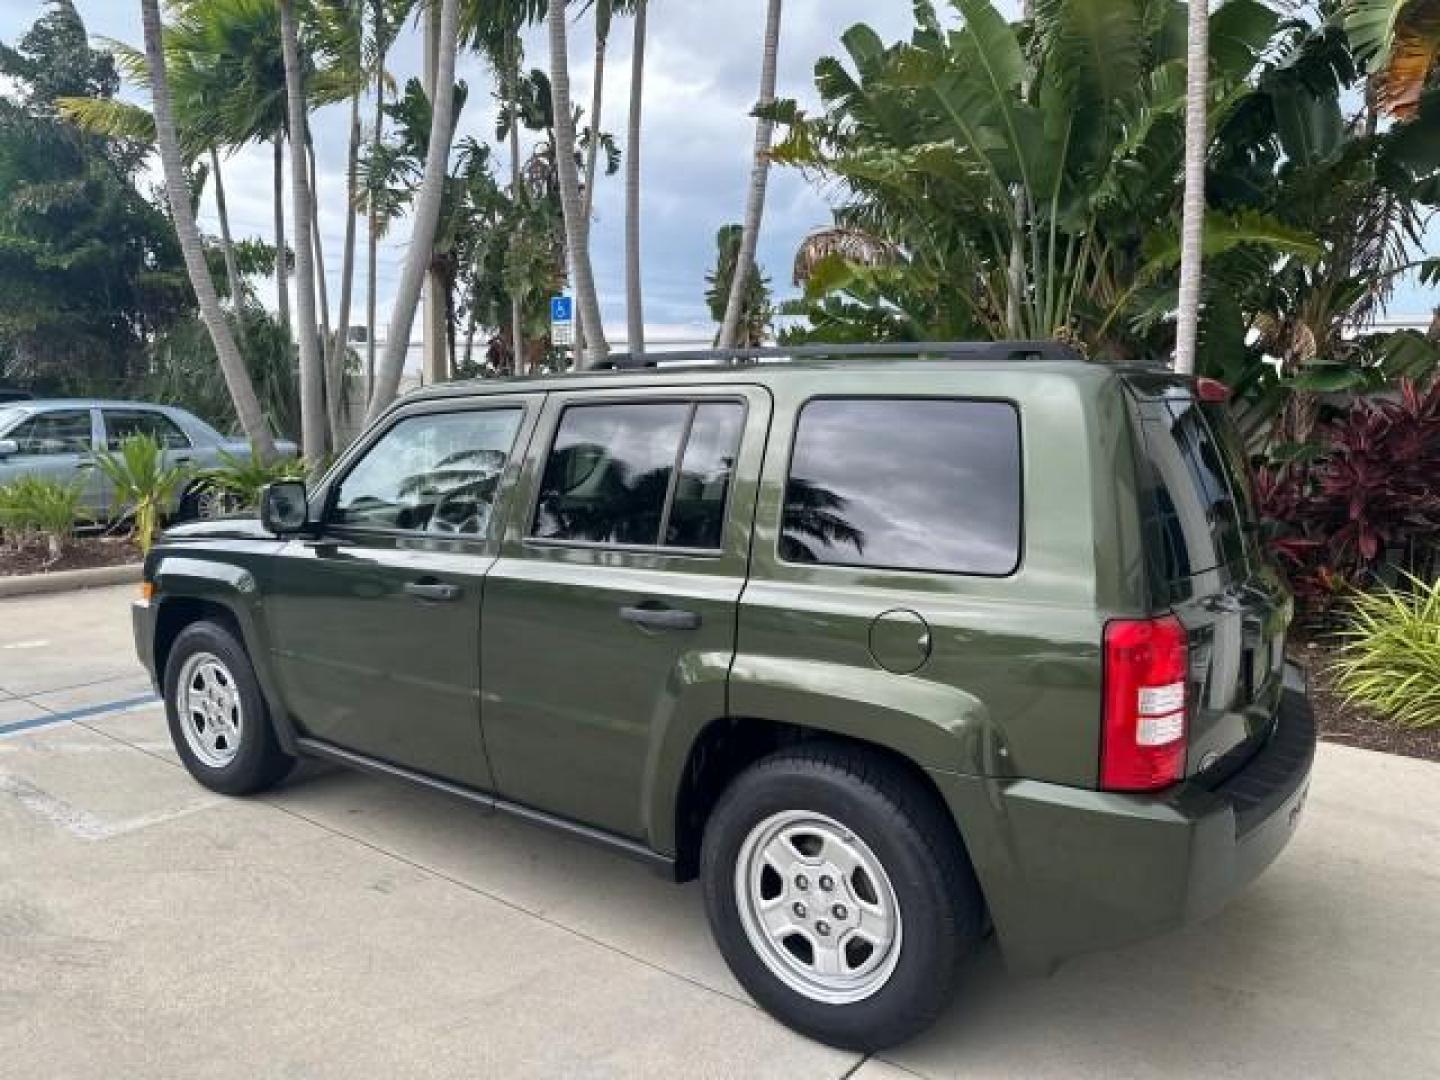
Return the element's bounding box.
[593,340,1083,371]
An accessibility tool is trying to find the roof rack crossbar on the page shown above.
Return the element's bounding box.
[593,340,1080,370]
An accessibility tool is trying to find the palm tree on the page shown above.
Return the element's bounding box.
[140,0,276,460]
[573,0,621,358]
[624,0,646,356]
[717,0,783,350]
[279,0,326,460]
[706,223,772,347]
[1346,0,1440,117]
[548,0,610,368]
[57,42,250,313]
[1173,0,1211,375]
[463,0,548,369]
[367,0,462,422]
[312,0,375,448]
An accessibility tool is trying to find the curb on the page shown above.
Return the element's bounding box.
[0,562,143,600]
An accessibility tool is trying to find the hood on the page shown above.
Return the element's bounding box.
[161,517,278,542]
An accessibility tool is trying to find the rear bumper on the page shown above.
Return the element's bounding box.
[932,687,1316,975]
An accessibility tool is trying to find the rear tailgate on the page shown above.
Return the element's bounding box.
[1127,379,1292,780]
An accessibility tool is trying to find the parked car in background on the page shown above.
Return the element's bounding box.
[0,400,297,521]
[134,343,1314,1050]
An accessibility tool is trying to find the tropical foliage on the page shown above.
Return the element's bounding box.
[92,433,191,553]
[1332,573,1440,727]
[0,1,189,393]
[197,447,308,510]
[706,224,774,348]
[0,474,84,563]
[1256,378,1440,619]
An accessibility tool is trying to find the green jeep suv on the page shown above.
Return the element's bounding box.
[133,344,1315,1049]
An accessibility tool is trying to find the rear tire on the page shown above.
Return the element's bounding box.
[700,743,983,1050]
[164,620,294,795]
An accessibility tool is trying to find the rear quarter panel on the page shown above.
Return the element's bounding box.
[729,366,1148,789]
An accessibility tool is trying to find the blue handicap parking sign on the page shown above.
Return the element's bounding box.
[550,296,574,323]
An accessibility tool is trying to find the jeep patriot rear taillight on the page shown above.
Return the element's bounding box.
[1101,616,1189,791]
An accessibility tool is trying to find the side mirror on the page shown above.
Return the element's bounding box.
[0,438,18,459]
[260,481,310,535]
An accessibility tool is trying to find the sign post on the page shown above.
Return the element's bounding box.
[550,296,574,352]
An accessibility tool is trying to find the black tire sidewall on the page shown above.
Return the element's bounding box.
[163,621,289,795]
[701,756,973,1050]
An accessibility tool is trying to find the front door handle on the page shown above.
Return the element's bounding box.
[619,604,701,631]
[405,580,460,602]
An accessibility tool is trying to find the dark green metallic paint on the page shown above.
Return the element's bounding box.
[133,354,1314,977]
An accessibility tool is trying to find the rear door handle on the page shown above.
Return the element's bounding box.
[404,580,460,602]
[619,605,701,631]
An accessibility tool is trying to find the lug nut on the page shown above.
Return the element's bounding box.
[832,904,848,920]
[819,875,834,891]
[795,874,809,890]
[815,920,831,936]
[792,902,807,918]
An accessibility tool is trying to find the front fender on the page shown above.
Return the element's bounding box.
[150,551,297,754]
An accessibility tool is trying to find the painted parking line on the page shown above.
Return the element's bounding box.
[0,694,160,739]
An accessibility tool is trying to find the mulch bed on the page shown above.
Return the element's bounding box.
[1290,638,1440,764]
[0,536,141,578]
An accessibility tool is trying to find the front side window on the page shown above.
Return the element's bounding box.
[332,408,523,534]
[8,410,92,456]
[103,409,191,450]
[533,400,745,549]
[781,398,1022,575]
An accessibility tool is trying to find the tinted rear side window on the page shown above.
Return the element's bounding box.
[781,398,1022,575]
[1137,397,1248,582]
[533,400,745,550]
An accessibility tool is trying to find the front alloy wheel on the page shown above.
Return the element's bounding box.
[176,651,244,768]
[163,620,294,795]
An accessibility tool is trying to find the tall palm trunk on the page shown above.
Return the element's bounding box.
[421,2,448,385]
[574,0,613,360]
[367,7,386,403]
[549,0,609,369]
[1174,0,1210,375]
[508,38,526,374]
[307,137,333,361]
[625,0,647,356]
[141,0,275,460]
[718,0,782,350]
[273,135,291,333]
[210,148,244,311]
[366,0,461,423]
[327,91,362,451]
[279,0,326,463]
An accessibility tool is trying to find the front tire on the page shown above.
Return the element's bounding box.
[700,744,983,1050]
[164,621,294,795]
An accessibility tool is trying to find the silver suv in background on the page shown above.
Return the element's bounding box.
[0,400,297,520]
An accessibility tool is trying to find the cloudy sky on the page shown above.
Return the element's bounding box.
[1,0,1432,349]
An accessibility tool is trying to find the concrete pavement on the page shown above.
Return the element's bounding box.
[2,585,1438,1078]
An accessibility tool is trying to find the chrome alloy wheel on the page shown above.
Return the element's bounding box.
[735,810,903,1005]
[177,651,244,768]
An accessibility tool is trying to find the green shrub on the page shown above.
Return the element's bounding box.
[1331,575,1440,728]
[92,434,190,553]
[196,448,307,511]
[0,475,83,563]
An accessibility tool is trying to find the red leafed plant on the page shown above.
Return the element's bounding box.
[1256,380,1440,622]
